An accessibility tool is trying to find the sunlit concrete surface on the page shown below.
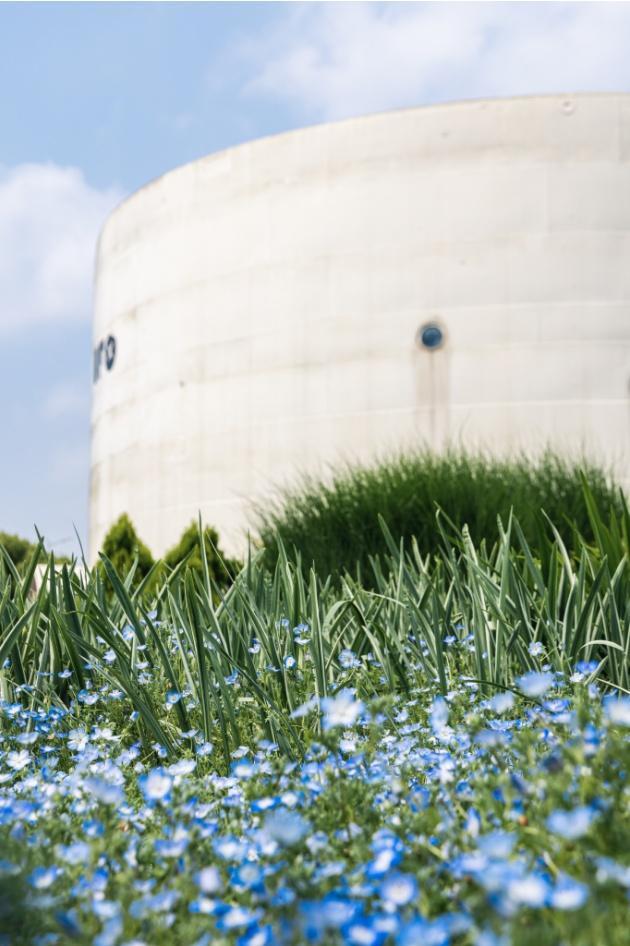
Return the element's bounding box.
[90,94,630,558]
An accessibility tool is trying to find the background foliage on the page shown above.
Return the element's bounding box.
[256,450,624,583]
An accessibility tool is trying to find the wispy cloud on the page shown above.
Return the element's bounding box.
[42,381,89,421]
[0,163,123,336]
[240,2,630,121]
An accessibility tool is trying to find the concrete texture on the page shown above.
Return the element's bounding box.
[90,94,630,559]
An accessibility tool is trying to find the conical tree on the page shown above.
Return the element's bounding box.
[100,514,154,585]
[164,521,240,591]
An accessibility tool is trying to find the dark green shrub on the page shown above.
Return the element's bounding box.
[0,532,37,570]
[0,531,70,577]
[100,513,154,587]
[98,516,239,598]
[256,449,623,583]
[163,521,240,592]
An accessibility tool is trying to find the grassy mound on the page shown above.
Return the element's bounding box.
[256,450,623,581]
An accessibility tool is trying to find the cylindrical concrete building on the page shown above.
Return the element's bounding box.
[90,94,630,559]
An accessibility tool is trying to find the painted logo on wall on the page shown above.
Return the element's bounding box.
[93,335,117,382]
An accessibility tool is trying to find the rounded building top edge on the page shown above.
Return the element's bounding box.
[96,90,630,247]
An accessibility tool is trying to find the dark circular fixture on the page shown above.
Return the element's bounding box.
[418,322,444,351]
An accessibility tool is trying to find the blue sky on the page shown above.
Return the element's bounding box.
[2,1,630,556]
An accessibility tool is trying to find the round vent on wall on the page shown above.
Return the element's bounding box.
[417,322,445,351]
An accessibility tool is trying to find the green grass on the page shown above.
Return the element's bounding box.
[1,475,628,766]
[256,450,624,584]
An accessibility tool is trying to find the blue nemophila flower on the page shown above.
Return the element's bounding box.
[263,808,310,845]
[541,750,563,774]
[465,808,481,838]
[155,825,189,858]
[237,924,274,946]
[56,841,90,865]
[168,758,196,776]
[6,750,31,770]
[475,729,509,748]
[549,875,589,910]
[304,896,359,934]
[594,856,630,888]
[251,796,277,813]
[214,836,248,861]
[506,871,550,908]
[429,696,450,739]
[232,745,251,758]
[189,896,222,916]
[129,888,179,919]
[280,789,302,808]
[84,776,125,806]
[409,913,471,946]
[516,671,555,697]
[293,624,311,645]
[477,831,515,859]
[339,649,361,670]
[196,740,214,756]
[321,689,365,730]
[94,914,123,946]
[283,655,296,670]
[196,866,222,893]
[603,695,630,726]
[68,729,88,751]
[546,805,597,840]
[232,862,265,890]
[367,834,404,877]
[291,695,319,719]
[528,641,544,657]
[29,865,61,889]
[345,919,388,946]
[94,900,124,922]
[81,818,104,838]
[408,785,431,810]
[232,758,257,779]
[55,909,82,937]
[139,767,173,803]
[488,692,515,714]
[216,906,262,931]
[379,872,418,907]
[305,830,328,855]
[570,660,599,683]
[77,689,99,706]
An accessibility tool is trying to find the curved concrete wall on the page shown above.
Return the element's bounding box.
[90,94,630,558]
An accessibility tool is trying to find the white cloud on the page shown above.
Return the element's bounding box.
[241,2,630,121]
[0,163,123,335]
[42,381,89,421]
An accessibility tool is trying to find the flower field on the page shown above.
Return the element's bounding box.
[1,502,629,946]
